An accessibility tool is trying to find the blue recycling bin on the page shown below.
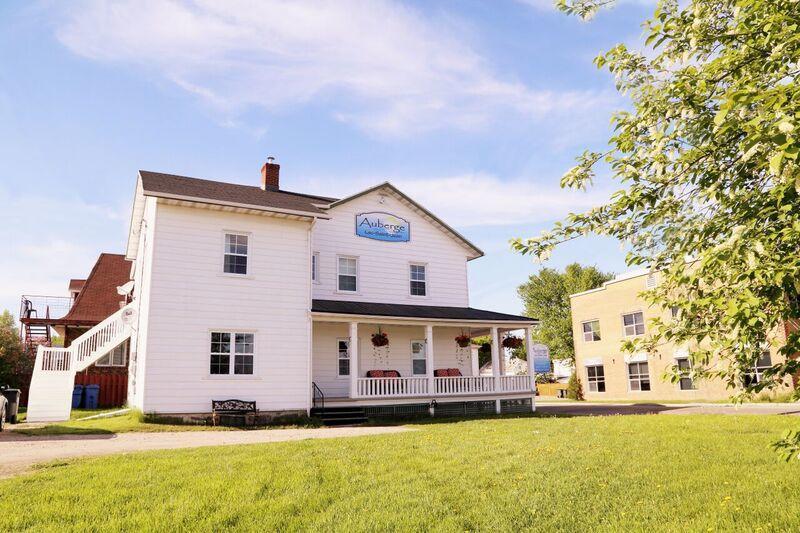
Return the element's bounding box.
[72,385,84,409]
[83,384,100,409]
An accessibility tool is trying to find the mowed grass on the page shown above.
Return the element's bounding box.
[1,415,799,531]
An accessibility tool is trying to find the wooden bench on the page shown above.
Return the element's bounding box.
[211,399,257,427]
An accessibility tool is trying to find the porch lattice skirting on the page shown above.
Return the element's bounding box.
[363,398,532,419]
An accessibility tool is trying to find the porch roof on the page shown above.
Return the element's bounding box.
[311,299,537,324]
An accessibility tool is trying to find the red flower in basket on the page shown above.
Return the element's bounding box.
[454,334,471,348]
[371,331,389,347]
[502,336,523,349]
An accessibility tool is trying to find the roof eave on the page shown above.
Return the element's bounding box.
[141,190,332,220]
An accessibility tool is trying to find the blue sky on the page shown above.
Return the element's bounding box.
[0,0,655,317]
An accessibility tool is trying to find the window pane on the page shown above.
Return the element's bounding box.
[224,254,247,274]
[339,274,357,291]
[339,359,350,376]
[210,353,230,374]
[596,366,604,377]
[630,379,640,391]
[235,333,254,354]
[597,381,606,393]
[587,366,596,378]
[211,332,230,353]
[623,314,634,326]
[679,377,694,390]
[410,280,426,296]
[338,257,356,275]
[640,379,651,391]
[413,359,427,375]
[410,265,426,280]
[756,351,772,368]
[234,354,253,375]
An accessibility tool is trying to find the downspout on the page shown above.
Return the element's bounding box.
[307,217,317,415]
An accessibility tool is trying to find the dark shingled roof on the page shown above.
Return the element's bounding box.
[312,299,536,323]
[139,171,333,216]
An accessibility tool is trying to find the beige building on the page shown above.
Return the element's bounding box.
[570,270,785,401]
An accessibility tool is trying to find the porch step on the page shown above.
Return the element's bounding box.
[311,407,368,426]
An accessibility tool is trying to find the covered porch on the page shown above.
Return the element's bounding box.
[310,300,539,412]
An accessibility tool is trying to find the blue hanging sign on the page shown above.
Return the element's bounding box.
[355,212,410,242]
[531,344,552,373]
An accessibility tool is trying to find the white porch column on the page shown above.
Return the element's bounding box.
[525,326,536,412]
[349,321,359,399]
[491,326,501,413]
[425,325,435,396]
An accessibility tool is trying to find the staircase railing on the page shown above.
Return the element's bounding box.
[71,303,134,371]
[37,346,72,372]
[312,382,325,412]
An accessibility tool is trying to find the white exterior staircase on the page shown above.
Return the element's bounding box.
[26,303,136,422]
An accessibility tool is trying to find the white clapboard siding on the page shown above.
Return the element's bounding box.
[139,202,312,413]
[311,189,471,307]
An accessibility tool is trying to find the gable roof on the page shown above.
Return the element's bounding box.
[63,254,132,323]
[326,182,484,260]
[138,171,331,217]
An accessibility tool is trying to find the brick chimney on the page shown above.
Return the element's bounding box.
[260,156,280,190]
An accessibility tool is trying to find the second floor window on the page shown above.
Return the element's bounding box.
[410,264,427,296]
[338,256,358,292]
[582,320,600,342]
[622,311,645,337]
[223,233,248,275]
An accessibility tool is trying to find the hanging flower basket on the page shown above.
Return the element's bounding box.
[454,334,471,348]
[502,336,523,349]
[371,330,389,347]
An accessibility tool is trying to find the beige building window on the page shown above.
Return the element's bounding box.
[743,351,772,387]
[627,362,651,391]
[676,358,695,390]
[586,365,605,392]
[622,311,645,337]
[582,320,601,342]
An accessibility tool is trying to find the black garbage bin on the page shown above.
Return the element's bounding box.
[0,387,21,424]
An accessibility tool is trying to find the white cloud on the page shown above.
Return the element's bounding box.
[52,0,614,137]
[293,172,612,228]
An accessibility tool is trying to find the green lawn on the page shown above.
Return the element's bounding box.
[1,415,799,531]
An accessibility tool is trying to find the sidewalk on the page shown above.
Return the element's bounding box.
[0,425,410,479]
[535,401,800,417]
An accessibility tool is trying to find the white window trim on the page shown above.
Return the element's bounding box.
[621,310,645,338]
[581,319,601,343]
[221,230,253,278]
[312,252,321,284]
[627,361,651,392]
[207,329,257,379]
[337,337,350,379]
[408,262,428,298]
[585,364,605,393]
[336,255,359,294]
[411,339,427,376]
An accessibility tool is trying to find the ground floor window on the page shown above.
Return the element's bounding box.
[411,340,427,375]
[628,361,651,391]
[96,342,127,367]
[586,365,605,392]
[210,332,254,375]
[743,351,772,387]
[676,358,695,390]
[337,339,350,377]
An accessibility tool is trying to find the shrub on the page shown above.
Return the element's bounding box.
[566,373,584,401]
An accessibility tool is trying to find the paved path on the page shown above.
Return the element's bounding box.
[0,425,409,479]
[535,401,800,417]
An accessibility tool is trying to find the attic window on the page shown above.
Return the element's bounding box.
[645,273,657,289]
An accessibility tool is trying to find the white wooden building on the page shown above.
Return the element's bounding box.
[25,160,538,422]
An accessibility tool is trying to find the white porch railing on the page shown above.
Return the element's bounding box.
[38,347,72,372]
[435,376,495,395]
[499,375,531,393]
[357,377,429,397]
[354,374,533,398]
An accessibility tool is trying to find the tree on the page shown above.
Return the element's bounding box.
[0,310,31,387]
[517,263,613,364]
[512,1,800,456]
